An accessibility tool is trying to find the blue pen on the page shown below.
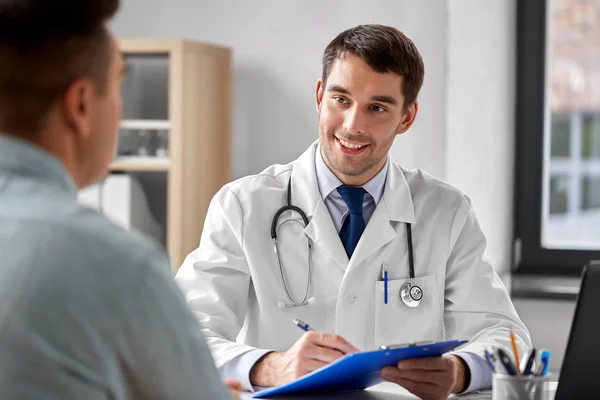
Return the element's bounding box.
[382,263,388,304]
[293,318,315,332]
[539,350,550,376]
[484,350,496,372]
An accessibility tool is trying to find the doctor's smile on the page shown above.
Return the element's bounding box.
[334,136,371,155]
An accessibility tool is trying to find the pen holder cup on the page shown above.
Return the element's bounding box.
[492,373,551,400]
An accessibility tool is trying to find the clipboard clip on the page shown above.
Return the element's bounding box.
[380,340,436,350]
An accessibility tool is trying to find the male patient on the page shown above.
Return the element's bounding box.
[0,1,238,399]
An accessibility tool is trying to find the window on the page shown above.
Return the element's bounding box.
[515,0,600,274]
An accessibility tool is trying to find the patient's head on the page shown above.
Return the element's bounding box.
[0,0,124,189]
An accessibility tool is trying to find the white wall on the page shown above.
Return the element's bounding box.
[446,0,516,274]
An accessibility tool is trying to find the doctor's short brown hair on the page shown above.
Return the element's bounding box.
[0,0,120,137]
[321,24,425,111]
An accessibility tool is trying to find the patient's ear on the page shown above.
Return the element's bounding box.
[61,78,96,140]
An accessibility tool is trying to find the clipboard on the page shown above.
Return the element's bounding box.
[253,339,468,398]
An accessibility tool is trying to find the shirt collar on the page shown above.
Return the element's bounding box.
[0,133,77,194]
[315,143,388,204]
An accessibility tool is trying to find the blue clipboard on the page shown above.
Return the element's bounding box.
[253,339,468,398]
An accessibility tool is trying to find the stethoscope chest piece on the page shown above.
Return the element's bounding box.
[398,223,423,308]
[400,281,423,308]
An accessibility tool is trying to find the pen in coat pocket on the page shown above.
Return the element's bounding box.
[382,263,388,304]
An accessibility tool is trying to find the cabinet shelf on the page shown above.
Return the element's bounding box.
[109,157,170,172]
[120,119,171,130]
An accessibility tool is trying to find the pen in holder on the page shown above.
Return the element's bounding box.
[492,372,551,400]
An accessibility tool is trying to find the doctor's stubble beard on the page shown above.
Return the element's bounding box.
[319,124,396,178]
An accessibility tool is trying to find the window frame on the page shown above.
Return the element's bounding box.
[514,0,600,276]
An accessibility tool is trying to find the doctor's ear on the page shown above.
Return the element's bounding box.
[396,100,418,135]
[315,79,324,113]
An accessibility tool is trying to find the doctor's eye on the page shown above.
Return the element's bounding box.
[333,96,348,104]
[369,104,386,113]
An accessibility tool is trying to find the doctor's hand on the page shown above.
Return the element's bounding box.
[249,331,360,387]
[381,354,469,400]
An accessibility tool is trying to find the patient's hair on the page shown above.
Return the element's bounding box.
[0,0,120,136]
[321,24,425,111]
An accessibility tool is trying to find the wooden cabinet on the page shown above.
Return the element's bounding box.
[112,38,232,272]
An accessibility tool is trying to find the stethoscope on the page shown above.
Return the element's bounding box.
[271,177,423,308]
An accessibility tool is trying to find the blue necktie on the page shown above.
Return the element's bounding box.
[337,185,366,258]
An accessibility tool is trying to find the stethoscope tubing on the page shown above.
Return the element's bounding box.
[271,176,422,307]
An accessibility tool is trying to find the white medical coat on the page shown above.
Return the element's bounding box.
[175,141,531,369]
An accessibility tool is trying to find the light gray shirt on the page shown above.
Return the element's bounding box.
[0,134,232,400]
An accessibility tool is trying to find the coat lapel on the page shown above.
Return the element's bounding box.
[304,200,349,269]
[348,160,416,270]
[290,141,349,269]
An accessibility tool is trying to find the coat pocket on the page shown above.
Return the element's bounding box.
[373,274,442,348]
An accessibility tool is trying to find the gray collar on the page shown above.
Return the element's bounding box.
[0,134,77,195]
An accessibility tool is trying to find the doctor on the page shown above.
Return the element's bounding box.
[176,24,531,400]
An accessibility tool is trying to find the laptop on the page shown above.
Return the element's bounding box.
[555,260,600,399]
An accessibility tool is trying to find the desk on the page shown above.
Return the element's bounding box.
[241,381,558,399]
